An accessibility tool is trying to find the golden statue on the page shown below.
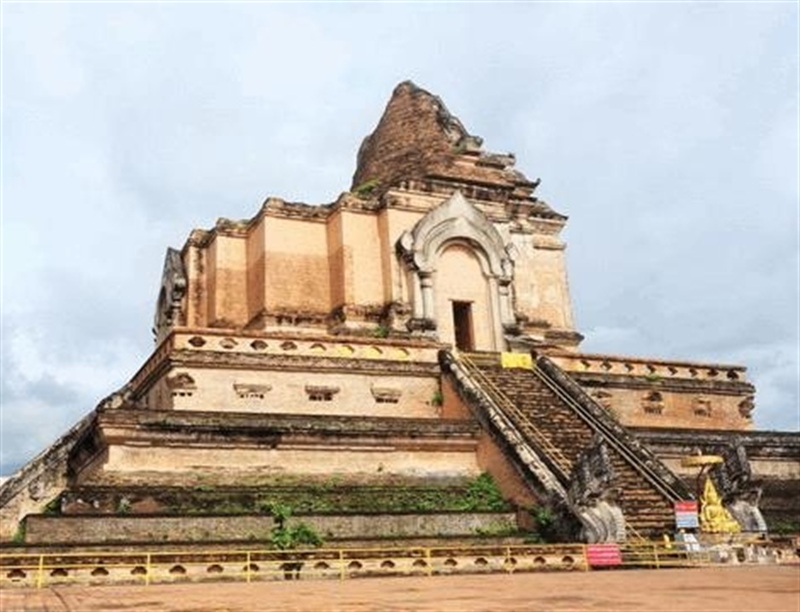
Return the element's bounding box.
[680,453,742,534]
[700,477,741,534]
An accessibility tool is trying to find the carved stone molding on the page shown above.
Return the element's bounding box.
[710,442,767,532]
[304,385,341,402]
[166,373,196,391]
[370,386,402,404]
[152,248,187,343]
[233,383,273,399]
[568,436,626,543]
[166,373,196,398]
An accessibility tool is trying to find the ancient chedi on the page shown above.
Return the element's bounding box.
[2,82,797,545]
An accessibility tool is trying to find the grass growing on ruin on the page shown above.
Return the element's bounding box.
[161,473,511,516]
[523,506,558,543]
[353,178,381,198]
[11,523,26,544]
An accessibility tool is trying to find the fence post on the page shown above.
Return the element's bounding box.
[582,545,590,571]
[339,549,345,581]
[36,554,44,589]
[653,544,660,570]
[145,553,151,586]
[246,551,252,583]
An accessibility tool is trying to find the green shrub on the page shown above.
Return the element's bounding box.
[43,496,62,516]
[461,473,506,511]
[115,497,132,515]
[524,506,558,543]
[353,178,380,198]
[266,503,323,550]
[372,325,390,339]
[11,523,25,544]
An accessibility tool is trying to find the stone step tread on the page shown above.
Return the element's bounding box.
[473,363,678,531]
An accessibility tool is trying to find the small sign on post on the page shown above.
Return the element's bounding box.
[674,500,699,529]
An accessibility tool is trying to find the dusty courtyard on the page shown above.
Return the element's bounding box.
[2,565,798,612]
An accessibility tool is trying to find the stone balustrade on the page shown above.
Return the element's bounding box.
[130,329,441,396]
[548,352,747,384]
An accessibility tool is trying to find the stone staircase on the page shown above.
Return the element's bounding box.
[441,351,693,539]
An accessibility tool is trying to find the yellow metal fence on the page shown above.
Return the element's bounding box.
[3,539,781,590]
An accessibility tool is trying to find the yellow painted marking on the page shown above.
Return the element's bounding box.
[500,352,533,369]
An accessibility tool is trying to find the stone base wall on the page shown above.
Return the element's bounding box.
[0,412,95,540]
[441,376,538,511]
[101,445,481,480]
[23,512,518,545]
[159,368,441,419]
[69,410,483,486]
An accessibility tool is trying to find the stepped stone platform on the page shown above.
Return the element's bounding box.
[69,410,482,484]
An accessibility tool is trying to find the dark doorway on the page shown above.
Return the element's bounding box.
[452,301,474,351]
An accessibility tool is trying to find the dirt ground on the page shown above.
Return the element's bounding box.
[2,565,798,612]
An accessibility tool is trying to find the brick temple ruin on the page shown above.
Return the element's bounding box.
[1,81,797,546]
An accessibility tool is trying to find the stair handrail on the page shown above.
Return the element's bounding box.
[440,351,570,501]
[459,353,573,479]
[447,351,659,543]
[533,356,692,503]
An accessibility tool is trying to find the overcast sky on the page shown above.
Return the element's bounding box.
[1,2,798,476]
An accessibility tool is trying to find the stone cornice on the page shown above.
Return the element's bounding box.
[94,409,480,446]
[630,427,800,458]
[169,349,441,377]
[547,349,747,373]
[568,372,755,396]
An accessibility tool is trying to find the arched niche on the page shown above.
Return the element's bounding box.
[396,191,517,348]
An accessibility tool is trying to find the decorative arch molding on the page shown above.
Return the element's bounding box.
[396,191,518,339]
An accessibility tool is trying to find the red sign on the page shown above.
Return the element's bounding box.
[674,500,699,529]
[586,543,622,567]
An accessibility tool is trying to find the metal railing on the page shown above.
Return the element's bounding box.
[3,538,783,590]
[532,360,688,503]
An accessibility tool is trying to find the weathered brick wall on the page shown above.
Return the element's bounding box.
[209,233,249,326]
[101,446,480,481]
[24,512,517,545]
[0,412,95,540]
[246,215,266,323]
[262,216,331,313]
[596,386,753,430]
[441,377,538,510]
[351,82,458,191]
